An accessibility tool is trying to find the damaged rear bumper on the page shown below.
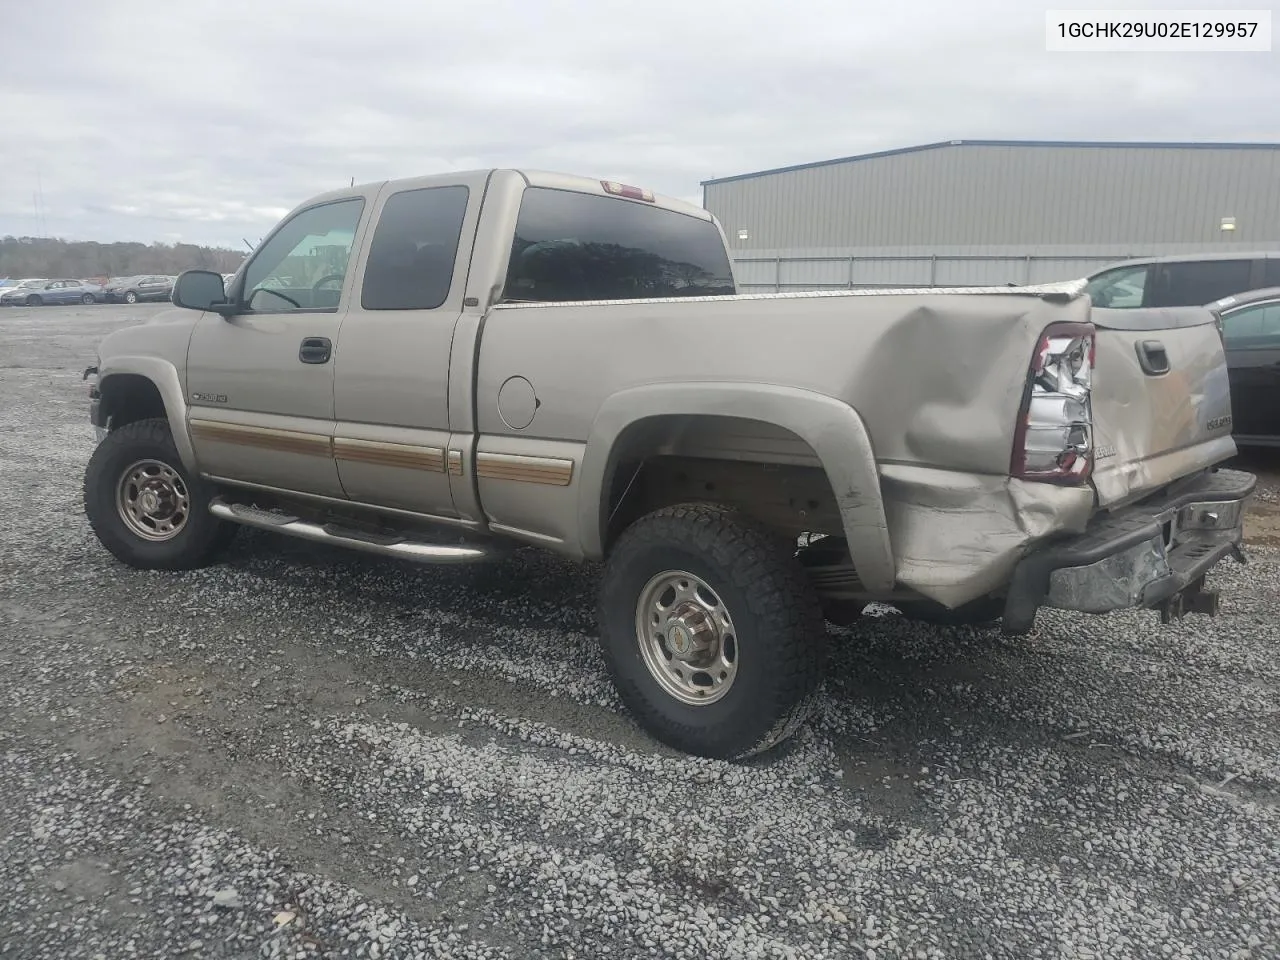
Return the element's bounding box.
[1003,468,1256,634]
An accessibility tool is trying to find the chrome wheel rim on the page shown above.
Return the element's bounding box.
[635,570,739,706]
[116,459,190,541]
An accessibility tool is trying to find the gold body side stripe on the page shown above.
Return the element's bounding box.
[189,419,332,458]
[333,437,445,473]
[191,421,574,486]
[475,452,574,486]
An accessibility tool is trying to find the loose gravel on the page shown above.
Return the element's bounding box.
[1,304,1278,960]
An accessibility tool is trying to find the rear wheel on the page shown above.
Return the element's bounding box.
[598,503,828,759]
[84,418,236,570]
[123,290,138,304]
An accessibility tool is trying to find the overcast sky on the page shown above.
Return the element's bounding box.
[1,0,1276,249]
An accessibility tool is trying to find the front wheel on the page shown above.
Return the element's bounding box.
[598,503,828,760]
[25,294,41,306]
[81,293,96,304]
[84,418,236,570]
[123,290,138,304]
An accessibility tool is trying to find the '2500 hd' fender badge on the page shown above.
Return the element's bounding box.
[191,392,228,404]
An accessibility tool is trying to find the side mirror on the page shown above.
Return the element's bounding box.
[172,269,235,316]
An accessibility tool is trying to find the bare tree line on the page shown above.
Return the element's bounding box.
[1,236,245,279]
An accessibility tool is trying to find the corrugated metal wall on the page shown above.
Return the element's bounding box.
[704,142,1280,291]
[729,244,1280,291]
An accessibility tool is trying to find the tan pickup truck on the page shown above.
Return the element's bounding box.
[82,169,1255,760]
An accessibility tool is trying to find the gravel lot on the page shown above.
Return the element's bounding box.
[1,304,1278,960]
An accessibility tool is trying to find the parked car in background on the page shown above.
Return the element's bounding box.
[1208,287,1280,448]
[0,278,103,306]
[1084,252,1280,309]
[103,275,174,304]
[0,277,47,297]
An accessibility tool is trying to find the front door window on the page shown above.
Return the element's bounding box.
[240,199,365,313]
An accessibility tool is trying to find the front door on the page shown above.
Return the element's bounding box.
[1221,298,1280,442]
[332,173,488,518]
[186,193,375,498]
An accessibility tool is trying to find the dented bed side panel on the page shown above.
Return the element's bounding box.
[878,463,1095,607]
[481,286,1090,599]
[481,283,1234,607]
[483,288,1079,476]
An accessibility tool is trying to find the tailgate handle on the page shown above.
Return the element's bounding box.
[1136,340,1170,376]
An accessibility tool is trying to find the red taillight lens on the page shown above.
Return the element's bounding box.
[1011,321,1095,484]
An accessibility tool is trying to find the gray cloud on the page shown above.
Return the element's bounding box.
[1,0,1276,247]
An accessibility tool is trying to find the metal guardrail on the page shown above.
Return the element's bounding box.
[731,253,1142,291]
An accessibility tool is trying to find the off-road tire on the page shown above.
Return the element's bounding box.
[894,596,1005,627]
[84,418,236,570]
[598,503,828,760]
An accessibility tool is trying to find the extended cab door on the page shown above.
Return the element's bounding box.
[186,192,375,498]
[1220,298,1280,442]
[332,172,491,519]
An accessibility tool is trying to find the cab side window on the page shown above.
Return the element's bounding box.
[1149,259,1252,307]
[360,186,469,311]
[1222,302,1280,349]
[503,187,736,303]
[241,198,365,313]
[1264,258,1280,288]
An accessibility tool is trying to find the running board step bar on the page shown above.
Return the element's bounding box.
[209,499,497,564]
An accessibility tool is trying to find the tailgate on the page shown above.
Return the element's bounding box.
[1090,305,1237,507]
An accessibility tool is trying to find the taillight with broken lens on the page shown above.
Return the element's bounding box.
[1011,321,1095,484]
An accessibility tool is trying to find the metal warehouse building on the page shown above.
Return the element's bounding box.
[701,139,1280,292]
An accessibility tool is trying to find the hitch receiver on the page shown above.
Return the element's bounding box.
[1158,576,1220,625]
